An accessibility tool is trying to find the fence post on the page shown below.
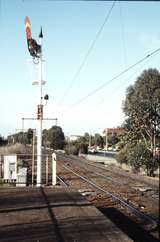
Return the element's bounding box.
[46,155,49,185]
[52,153,56,185]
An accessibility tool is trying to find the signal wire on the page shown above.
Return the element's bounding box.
[58,1,116,105]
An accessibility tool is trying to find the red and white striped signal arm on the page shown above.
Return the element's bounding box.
[24,16,41,59]
[25,16,32,40]
[25,16,34,56]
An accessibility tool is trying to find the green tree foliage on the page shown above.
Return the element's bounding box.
[7,129,34,145]
[65,132,89,155]
[115,145,129,164]
[26,129,33,145]
[8,126,65,150]
[116,142,158,176]
[120,68,160,176]
[123,68,160,153]
[42,129,49,147]
[127,142,152,173]
[78,142,88,154]
[43,126,65,149]
[78,133,89,144]
[65,143,79,155]
[65,142,88,156]
[107,134,120,147]
[0,136,7,146]
[83,132,90,143]
[94,133,104,148]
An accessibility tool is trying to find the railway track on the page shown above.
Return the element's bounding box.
[60,164,158,225]
[57,154,159,203]
[58,153,158,189]
[56,153,159,238]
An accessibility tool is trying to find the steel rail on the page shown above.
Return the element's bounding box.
[58,153,158,190]
[56,175,69,187]
[61,164,158,225]
[64,155,126,186]
[57,154,137,188]
[77,156,159,190]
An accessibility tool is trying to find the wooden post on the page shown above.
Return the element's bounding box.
[46,155,49,185]
[52,153,56,185]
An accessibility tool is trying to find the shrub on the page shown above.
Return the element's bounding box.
[116,146,128,164]
[78,143,88,154]
[116,142,158,176]
[127,142,152,173]
[0,143,30,155]
[64,144,79,155]
[65,142,88,156]
[144,156,159,177]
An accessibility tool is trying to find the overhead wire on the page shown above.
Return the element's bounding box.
[67,47,160,110]
[61,56,154,123]
[58,1,116,105]
[97,59,151,107]
[90,56,156,122]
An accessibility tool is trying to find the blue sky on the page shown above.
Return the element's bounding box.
[0,0,160,137]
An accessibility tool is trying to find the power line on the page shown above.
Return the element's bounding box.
[69,47,160,108]
[97,57,151,107]
[87,60,153,124]
[58,1,116,105]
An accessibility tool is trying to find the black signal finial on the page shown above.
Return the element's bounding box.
[39,26,43,38]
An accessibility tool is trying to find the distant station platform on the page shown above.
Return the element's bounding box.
[0,187,132,242]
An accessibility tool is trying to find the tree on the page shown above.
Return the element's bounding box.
[65,143,79,155]
[78,133,89,144]
[0,136,7,146]
[94,133,104,148]
[26,129,33,144]
[42,129,50,147]
[7,129,34,145]
[123,68,160,156]
[122,68,160,176]
[127,142,152,173]
[107,134,120,147]
[44,126,65,149]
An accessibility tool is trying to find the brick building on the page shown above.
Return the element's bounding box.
[103,127,124,136]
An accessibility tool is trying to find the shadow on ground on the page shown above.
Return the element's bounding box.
[98,206,159,242]
[0,187,133,242]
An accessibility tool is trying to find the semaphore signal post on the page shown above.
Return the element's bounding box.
[24,16,55,186]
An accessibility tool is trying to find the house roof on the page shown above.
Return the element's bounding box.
[103,128,124,135]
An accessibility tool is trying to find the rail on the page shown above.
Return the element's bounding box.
[56,175,69,187]
[61,164,158,226]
